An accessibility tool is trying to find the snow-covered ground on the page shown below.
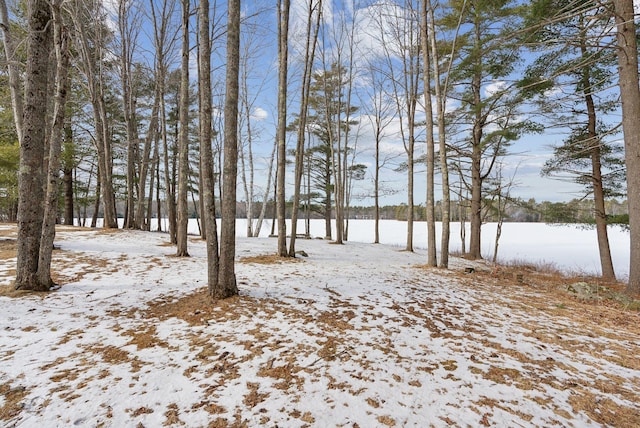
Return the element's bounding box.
[88,219,630,279]
[182,219,630,279]
[0,224,638,427]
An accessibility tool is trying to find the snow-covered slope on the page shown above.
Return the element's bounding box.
[0,225,638,427]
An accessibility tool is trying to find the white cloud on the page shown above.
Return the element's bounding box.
[484,80,508,97]
[252,107,269,121]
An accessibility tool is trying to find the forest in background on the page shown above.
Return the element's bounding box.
[2,0,640,296]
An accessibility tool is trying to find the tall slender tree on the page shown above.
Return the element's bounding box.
[117,0,141,230]
[198,0,220,297]
[175,0,190,257]
[428,0,452,267]
[276,0,290,257]
[37,0,70,287]
[214,0,241,298]
[149,0,179,243]
[0,0,24,146]
[421,0,437,266]
[361,59,395,245]
[68,0,118,229]
[525,0,623,280]
[613,0,640,295]
[289,0,321,256]
[445,0,532,260]
[378,0,421,252]
[15,0,52,290]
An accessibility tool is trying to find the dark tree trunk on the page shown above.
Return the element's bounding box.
[15,0,52,291]
[175,0,190,257]
[276,0,291,256]
[199,0,220,297]
[38,3,70,287]
[63,166,73,225]
[214,0,241,299]
[613,0,640,294]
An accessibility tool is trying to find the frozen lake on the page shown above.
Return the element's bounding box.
[97,218,631,279]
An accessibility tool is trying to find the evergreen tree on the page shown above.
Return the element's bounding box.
[445,0,538,259]
[524,0,624,279]
[305,62,358,239]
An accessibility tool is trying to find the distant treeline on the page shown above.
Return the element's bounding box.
[6,197,625,226]
[346,198,629,226]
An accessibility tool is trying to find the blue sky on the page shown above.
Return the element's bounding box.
[100,0,626,206]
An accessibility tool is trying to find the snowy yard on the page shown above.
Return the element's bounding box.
[0,224,639,427]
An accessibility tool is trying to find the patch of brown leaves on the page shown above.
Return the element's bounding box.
[0,382,29,422]
[0,238,16,259]
[450,263,640,334]
[239,254,303,265]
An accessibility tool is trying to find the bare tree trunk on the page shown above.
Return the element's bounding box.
[493,218,502,264]
[238,99,252,237]
[199,0,219,294]
[95,100,118,229]
[427,0,450,268]
[38,2,70,287]
[146,135,158,231]
[363,56,394,245]
[421,0,436,266]
[118,0,140,229]
[305,133,311,236]
[155,152,162,232]
[254,140,277,237]
[290,0,320,255]
[276,0,290,257]
[374,140,380,244]
[214,0,241,298]
[0,0,24,145]
[91,163,100,228]
[15,0,51,291]
[161,109,176,241]
[63,125,74,225]
[459,197,466,255]
[150,0,178,242]
[69,0,117,229]
[468,69,483,260]
[237,34,260,238]
[585,83,615,279]
[323,152,332,239]
[175,0,190,257]
[63,165,74,224]
[136,85,160,230]
[613,0,640,294]
[340,12,358,243]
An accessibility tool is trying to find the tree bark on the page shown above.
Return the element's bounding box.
[38,1,70,287]
[584,69,615,280]
[0,0,24,145]
[613,0,640,294]
[421,0,437,266]
[468,61,484,259]
[427,0,450,268]
[68,0,117,229]
[91,163,100,228]
[254,139,277,237]
[198,0,220,295]
[214,0,241,299]
[175,0,190,257]
[118,0,140,230]
[136,87,159,230]
[276,0,290,256]
[289,0,319,255]
[149,0,178,243]
[15,0,52,291]
[63,164,74,225]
